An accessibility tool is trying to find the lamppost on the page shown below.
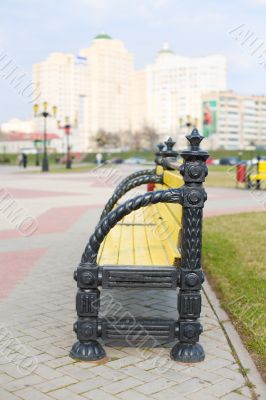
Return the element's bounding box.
[179,115,198,131]
[33,102,57,172]
[178,115,198,147]
[33,140,41,166]
[58,116,77,169]
[64,116,72,169]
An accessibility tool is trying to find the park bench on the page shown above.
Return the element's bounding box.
[70,129,209,364]
[247,159,266,189]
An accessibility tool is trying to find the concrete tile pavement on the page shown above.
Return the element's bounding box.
[0,166,264,399]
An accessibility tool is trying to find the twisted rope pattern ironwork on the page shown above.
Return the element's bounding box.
[82,188,183,264]
[115,169,155,193]
[100,174,163,219]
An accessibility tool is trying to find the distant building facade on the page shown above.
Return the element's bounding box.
[33,33,133,151]
[0,118,61,154]
[202,91,266,150]
[132,43,227,145]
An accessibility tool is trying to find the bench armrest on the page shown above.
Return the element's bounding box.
[100,173,163,220]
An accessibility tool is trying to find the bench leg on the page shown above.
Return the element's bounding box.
[70,288,107,362]
[170,283,204,363]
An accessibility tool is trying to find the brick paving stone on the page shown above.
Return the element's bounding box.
[68,376,112,394]
[56,364,95,381]
[102,377,140,394]
[186,378,244,399]
[198,357,232,371]
[156,377,208,398]
[0,363,31,379]
[186,391,220,400]
[49,388,88,400]
[107,356,141,370]
[135,377,176,395]
[180,366,224,384]
[35,376,78,393]
[0,388,22,400]
[214,366,246,384]
[239,386,253,398]
[222,393,253,400]
[14,387,54,400]
[122,366,157,382]
[34,364,64,380]
[84,388,122,400]
[0,373,15,385]
[87,365,128,381]
[118,389,156,400]
[3,373,45,392]
[44,356,73,369]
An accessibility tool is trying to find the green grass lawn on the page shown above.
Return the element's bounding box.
[203,212,266,380]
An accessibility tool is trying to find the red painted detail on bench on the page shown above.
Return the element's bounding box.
[147,182,155,192]
[236,164,247,183]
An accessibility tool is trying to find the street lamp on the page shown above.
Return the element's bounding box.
[64,116,72,169]
[178,115,198,146]
[179,115,198,131]
[33,102,57,172]
[58,116,77,169]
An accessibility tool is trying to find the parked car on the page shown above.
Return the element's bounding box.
[219,157,240,166]
[109,158,124,164]
[124,157,147,165]
[206,156,214,165]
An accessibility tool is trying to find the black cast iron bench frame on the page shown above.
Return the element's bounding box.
[70,129,209,363]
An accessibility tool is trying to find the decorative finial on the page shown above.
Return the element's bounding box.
[164,137,176,151]
[157,143,165,152]
[186,129,204,149]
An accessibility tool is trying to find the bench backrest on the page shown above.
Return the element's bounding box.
[153,165,184,260]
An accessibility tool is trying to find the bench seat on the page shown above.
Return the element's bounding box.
[250,173,266,181]
[250,161,266,182]
[98,169,183,267]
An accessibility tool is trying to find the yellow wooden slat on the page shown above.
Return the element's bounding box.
[164,203,182,227]
[258,161,266,173]
[150,203,180,264]
[132,211,153,265]
[250,173,266,181]
[97,224,122,265]
[156,165,164,175]
[143,205,170,266]
[117,224,135,265]
[163,170,184,188]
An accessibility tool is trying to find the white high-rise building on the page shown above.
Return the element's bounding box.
[132,43,227,145]
[33,33,133,151]
[80,33,133,137]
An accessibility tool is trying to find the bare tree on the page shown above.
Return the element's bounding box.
[95,130,121,149]
[133,125,159,150]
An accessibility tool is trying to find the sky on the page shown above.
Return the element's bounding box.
[0,0,265,123]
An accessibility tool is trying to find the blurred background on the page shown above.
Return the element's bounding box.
[0,0,265,168]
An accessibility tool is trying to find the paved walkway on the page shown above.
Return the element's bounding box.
[0,166,264,400]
